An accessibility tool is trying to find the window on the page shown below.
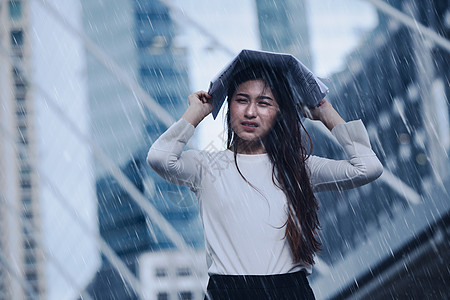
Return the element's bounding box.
[157,292,168,300]
[23,238,36,251]
[22,198,32,212]
[24,252,36,265]
[16,106,27,123]
[176,267,191,277]
[13,67,24,84]
[25,270,37,281]
[20,166,31,176]
[155,267,167,277]
[11,30,23,47]
[15,84,26,99]
[15,81,25,90]
[22,210,33,220]
[20,177,31,188]
[18,125,27,141]
[9,1,22,20]
[22,224,32,236]
[178,291,192,300]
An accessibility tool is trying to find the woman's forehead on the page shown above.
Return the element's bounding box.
[235,79,274,96]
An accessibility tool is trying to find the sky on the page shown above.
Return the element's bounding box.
[308,0,378,75]
[173,0,378,149]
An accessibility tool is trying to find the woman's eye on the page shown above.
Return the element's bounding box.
[236,99,247,103]
[259,101,270,106]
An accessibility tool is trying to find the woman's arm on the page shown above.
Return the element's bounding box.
[182,91,213,127]
[146,91,213,189]
[307,120,384,192]
[309,99,345,131]
[305,99,383,192]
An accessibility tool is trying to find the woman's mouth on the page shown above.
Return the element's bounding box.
[241,122,258,130]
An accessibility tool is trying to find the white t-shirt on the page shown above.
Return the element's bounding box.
[147,118,383,276]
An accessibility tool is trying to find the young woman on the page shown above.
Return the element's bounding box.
[147,65,383,299]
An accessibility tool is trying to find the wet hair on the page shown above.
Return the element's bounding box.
[226,65,321,266]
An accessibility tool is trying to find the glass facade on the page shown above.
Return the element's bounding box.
[9,0,22,20]
[309,0,450,298]
[255,0,313,68]
[84,0,203,298]
[256,0,449,297]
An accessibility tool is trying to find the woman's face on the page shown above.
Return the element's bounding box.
[229,79,279,147]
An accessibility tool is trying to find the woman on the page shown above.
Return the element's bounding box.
[147,62,383,299]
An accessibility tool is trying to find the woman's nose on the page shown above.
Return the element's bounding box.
[244,102,257,118]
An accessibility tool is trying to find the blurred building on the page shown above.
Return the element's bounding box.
[0,1,46,298]
[81,0,204,298]
[255,0,313,69]
[82,0,142,178]
[139,251,207,299]
[308,1,450,299]
[0,1,98,299]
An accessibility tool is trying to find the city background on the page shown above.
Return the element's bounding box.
[0,0,448,299]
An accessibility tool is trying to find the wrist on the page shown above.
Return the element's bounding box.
[319,109,345,131]
[182,105,205,127]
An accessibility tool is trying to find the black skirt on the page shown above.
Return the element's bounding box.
[204,270,315,300]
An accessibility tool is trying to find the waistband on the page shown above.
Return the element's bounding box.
[207,270,309,289]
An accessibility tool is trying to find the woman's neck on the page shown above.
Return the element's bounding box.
[231,139,266,154]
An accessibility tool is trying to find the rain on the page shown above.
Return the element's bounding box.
[0,0,448,299]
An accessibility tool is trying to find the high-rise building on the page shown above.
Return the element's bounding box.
[82,0,142,178]
[0,2,46,298]
[255,0,313,68]
[81,0,204,298]
[139,250,207,299]
[308,1,450,298]
[255,0,449,298]
[1,1,98,299]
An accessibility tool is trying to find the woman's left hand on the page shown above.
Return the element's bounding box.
[305,99,346,131]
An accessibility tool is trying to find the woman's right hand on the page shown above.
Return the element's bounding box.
[307,99,345,131]
[182,91,213,127]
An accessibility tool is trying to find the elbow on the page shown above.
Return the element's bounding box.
[146,146,165,172]
[146,147,155,169]
[348,158,384,189]
[363,158,384,184]
[146,146,181,178]
[373,160,384,180]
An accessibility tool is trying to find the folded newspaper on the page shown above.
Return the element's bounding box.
[208,49,329,119]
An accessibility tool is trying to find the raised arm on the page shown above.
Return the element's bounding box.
[307,98,346,131]
[146,91,213,189]
[305,99,383,192]
[182,90,213,128]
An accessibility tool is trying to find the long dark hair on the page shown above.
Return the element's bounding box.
[226,66,321,266]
